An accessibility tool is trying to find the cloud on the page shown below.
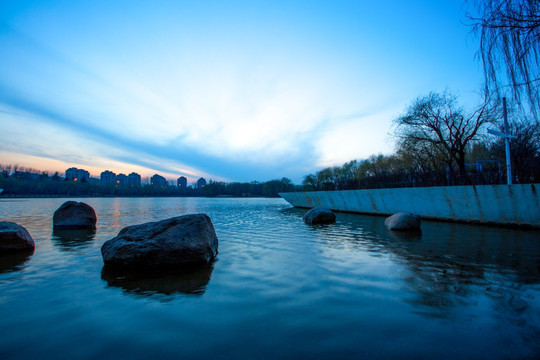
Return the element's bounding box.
[0,23,354,183]
[0,0,486,184]
[0,89,322,182]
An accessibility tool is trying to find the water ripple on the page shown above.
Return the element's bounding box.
[1,197,539,359]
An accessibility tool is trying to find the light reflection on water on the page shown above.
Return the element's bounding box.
[52,228,96,252]
[0,197,539,359]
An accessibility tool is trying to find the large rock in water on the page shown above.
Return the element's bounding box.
[0,222,35,252]
[303,208,336,225]
[385,212,421,230]
[53,201,97,229]
[101,214,218,268]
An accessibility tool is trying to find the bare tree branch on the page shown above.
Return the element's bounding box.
[468,0,540,119]
[393,91,495,182]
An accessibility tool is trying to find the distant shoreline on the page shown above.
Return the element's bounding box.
[0,194,276,199]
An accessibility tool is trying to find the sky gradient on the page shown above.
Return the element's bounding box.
[0,0,485,184]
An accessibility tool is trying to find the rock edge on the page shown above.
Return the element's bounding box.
[101,213,218,268]
[303,208,336,225]
[384,212,421,230]
[0,221,35,252]
[53,201,97,229]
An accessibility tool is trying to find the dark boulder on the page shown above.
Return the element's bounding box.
[303,208,336,225]
[0,221,35,252]
[384,212,421,230]
[53,201,97,229]
[101,213,218,268]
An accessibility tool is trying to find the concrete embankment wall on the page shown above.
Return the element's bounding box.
[279,184,540,227]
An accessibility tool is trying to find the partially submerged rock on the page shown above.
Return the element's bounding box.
[385,212,421,230]
[53,201,97,229]
[101,213,218,268]
[303,208,336,225]
[0,221,35,252]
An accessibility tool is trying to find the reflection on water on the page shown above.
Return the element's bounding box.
[280,206,305,217]
[51,228,96,251]
[287,209,540,318]
[101,262,214,297]
[385,228,423,242]
[328,213,540,326]
[0,250,34,273]
[1,197,539,359]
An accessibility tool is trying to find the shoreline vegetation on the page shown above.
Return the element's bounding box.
[0,165,298,198]
[300,91,539,192]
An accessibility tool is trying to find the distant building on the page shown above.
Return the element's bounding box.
[79,170,90,182]
[65,167,77,180]
[177,176,187,188]
[151,174,167,186]
[197,177,207,189]
[116,173,127,186]
[65,167,89,182]
[128,172,141,186]
[101,170,116,185]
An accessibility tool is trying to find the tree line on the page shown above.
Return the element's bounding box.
[0,166,297,198]
[302,91,540,191]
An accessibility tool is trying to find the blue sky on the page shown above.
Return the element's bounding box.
[0,0,484,184]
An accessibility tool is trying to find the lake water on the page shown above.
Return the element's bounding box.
[1,197,539,359]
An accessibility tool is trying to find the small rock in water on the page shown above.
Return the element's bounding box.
[101,213,219,268]
[303,208,336,225]
[53,201,97,229]
[385,212,421,230]
[0,221,35,252]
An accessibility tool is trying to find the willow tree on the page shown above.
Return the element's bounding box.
[393,92,494,181]
[469,0,540,118]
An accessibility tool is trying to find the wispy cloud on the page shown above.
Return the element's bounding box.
[0,89,322,181]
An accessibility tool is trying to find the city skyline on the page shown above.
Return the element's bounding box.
[64,166,205,187]
[0,1,485,183]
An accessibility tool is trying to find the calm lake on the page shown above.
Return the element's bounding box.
[1,197,539,359]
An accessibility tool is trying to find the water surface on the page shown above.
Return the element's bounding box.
[1,197,539,359]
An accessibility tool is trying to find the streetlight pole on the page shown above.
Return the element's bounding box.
[502,97,512,185]
[487,97,514,185]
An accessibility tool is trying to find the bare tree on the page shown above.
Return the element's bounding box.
[468,0,540,118]
[393,92,494,181]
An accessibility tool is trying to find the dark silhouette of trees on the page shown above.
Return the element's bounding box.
[0,165,296,197]
[302,174,319,191]
[262,178,295,197]
[393,91,494,183]
[303,155,415,191]
[299,89,540,191]
[469,0,540,118]
[1,164,11,177]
